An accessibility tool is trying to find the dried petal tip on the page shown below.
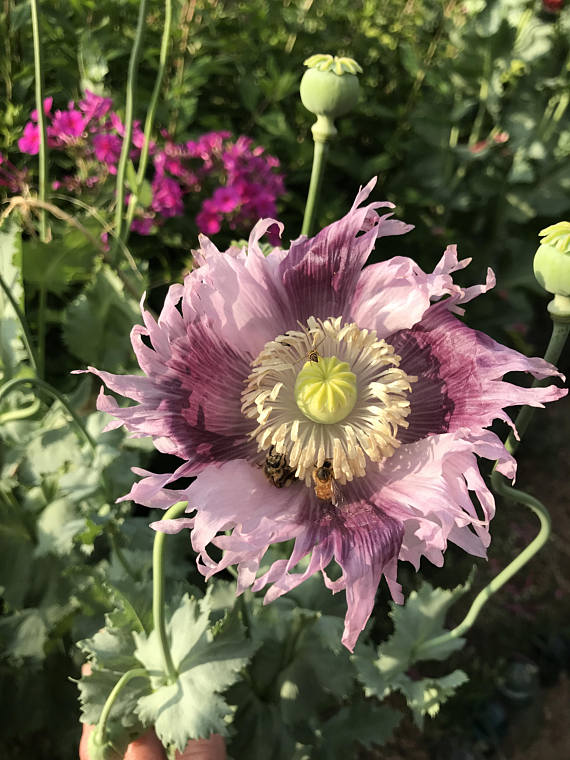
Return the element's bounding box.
[534,221,570,303]
[304,54,363,76]
[300,54,361,137]
[539,222,570,254]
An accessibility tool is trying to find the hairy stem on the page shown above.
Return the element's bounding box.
[153,500,189,682]
[0,376,96,450]
[113,0,148,246]
[93,668,148,747]
[30,0,48,243]
[301,138,328,237]
[124,0,173,244]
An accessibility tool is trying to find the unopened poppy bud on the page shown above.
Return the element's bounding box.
[300,54,362,141]
[534,222,570,319]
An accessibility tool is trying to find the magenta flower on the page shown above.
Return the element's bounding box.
[210,186,241,213]
[151,174,184,218]
[18,122,41,154]
[49,109,85,142]
[92,133,122,165]
[196,201,222,235]
[31,96,53,122]
[81,179,566,651]
[79,89,113,123]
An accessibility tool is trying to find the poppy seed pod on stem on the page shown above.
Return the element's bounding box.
[533,221,570,320]
[300,54,362,237]
[300,54,362,141]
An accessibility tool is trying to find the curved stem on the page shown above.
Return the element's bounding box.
[0,397,41,423]
[113,0,148,246]
[504,318,569,457]
[0,269,39,372]
[301,138,328,238]
[93,667,148,747]
[30,0,49,243]
[153,500,188,682]
[417,478,551,659]
[0,377,96,450]
[124,0,173,243]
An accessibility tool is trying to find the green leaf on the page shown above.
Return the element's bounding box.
[137,179,153,209]
[316,702,401,759]
[133,593,256,750]
[382,577,473,664]
[0,221,26,378]
[22,230,97,296]
[78,666,148,731]
[106,578,154,637]
[35,498,85,557]
[239,75,261,112]
[77,603,151,732]
[395,670,469,729]
[354,577,472,704]
[0,499,35,609]
[228,690,297,760]
[62,265,140,371]
[126,160,138,194]
[0,609,47,663]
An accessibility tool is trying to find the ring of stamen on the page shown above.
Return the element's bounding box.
[241,317,416,485]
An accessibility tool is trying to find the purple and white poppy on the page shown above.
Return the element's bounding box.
[83,178,566,651]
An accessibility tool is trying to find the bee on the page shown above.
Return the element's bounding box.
[312,460,344,506]
[291,332,325,367]
[262,446,296,488]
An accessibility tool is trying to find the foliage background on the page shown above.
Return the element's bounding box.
[0,1,569,758]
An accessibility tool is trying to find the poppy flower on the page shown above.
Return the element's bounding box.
[81,178,566,651]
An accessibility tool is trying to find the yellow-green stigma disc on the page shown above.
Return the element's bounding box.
[294,355,357,424]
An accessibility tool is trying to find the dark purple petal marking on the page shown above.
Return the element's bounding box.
[390,302,566,439]
[276,179,412,327]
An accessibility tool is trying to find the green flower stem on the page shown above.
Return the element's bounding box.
[123,0,173,244]
[30,0,49,243]
[416,480,550,660]
[93,667,148,747]
[0,397,41,424]
[301,137,329,238]
[153,500,188,683]
[0,377,96,450]
[0,269,39,372]
[504,317,569,457]
[113,0,148,247]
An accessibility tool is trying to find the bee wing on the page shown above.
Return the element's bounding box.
[330,478,345,507]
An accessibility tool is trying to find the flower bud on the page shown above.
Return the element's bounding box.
[300,54,362,141]
[533,222,570,319]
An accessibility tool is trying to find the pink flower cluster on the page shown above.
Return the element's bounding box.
[15,92,285,239]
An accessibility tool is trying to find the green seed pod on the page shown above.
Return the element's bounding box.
[300,54,362,141]
[533,222,570,319]
[534,222,570,295]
